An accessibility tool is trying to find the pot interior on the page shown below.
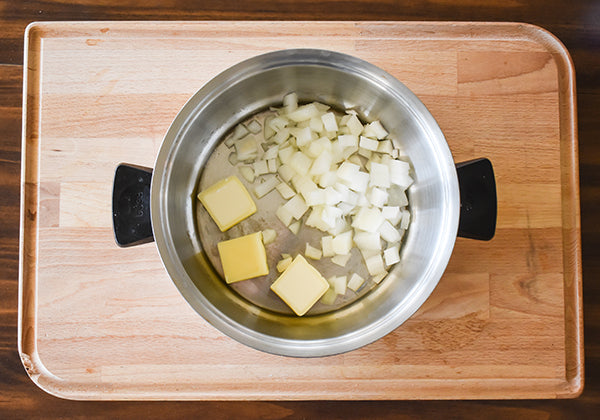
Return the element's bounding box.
[151,49,459,356]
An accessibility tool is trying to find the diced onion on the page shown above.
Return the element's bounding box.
[347,273,365,291]
[371,271,388,284]
[275,182,295,199]
[331,230,353,255]
[253,175,280,198]
[246,119,262,134]
[289,221,301,235]
[383,244,400,266]
[281,194,309,220]
[238,166,255,183]
[262,229,277,245]
[328,275,347,295]
[277,256,293,272]
[305,243,322,260]
[331,253,351,267]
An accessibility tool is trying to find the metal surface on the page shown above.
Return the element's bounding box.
[151,49,460,357]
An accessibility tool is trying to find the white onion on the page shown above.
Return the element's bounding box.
[247,119,262,134]
[277,164,295,183]
[321,112,338,132]
[379,220,402,243]
[289,221,301,235]
[365,253,386,276]
[331,253,351,267]
[354,231,382,251]
[305,243,322,260]
[283,92,298,113]
[383,244,400,266]
[253,175,280,198]
[328,275,347,295]
[351,207,384,233]
[331,230,353,255]
[371,271,388,284]
[275,182,295,200]
[281,194,308,220]
[238,166,255,183]
[366,120,388,139]
[321,235,335,257]
[347,273,365,291]
[359,136,379,151]
[276,256,293,273]
[235,136,259,161]
[262,229,277,245]
[369,162,391,188]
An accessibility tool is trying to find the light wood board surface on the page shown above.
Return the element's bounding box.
[19,21,582,400]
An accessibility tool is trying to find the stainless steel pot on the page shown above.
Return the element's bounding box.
[112,49,496,357]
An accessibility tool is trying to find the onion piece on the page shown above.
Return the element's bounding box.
[262,229,277,245]
[281,194,309,220]
[225,123,250,147]
[246,119,262,134]
[321,236,335,257]
[369,162,391,188]
[277,256,293,273]
[320,287,337,305]
[371,271,388,284]
[364,253,386,276]
[253,175,280,198]
[321,112,339,132]
[276,206,293,226]
[253,160,268,176]
[347,273,365,292]
[354,231,382,251]
[383,244,400,266]
[328,275,347,295]
[345,114,363,136]
[331,253,351,267]
[367,187,389,208]
[289,220,301,235]
[359,136,379,151]
[238,166,255,183]
[305,243,322,260]
[331,230,353,255]
[290,151,313,174]
[287,103,320,122]
[400,209,411,230]
[381,205,401,225]
[352,207,384,232]
[275,182,295,199]
[235,136,259,162]
[366,120,388,139]
[379,220,402,243]
[277,164,295,183]
[283,92,298,113]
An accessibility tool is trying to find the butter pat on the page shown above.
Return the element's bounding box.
[198,176,256,231]
[217,232,269,283]
[270,255,329,316]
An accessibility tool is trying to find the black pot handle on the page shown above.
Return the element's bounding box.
[112,164,155,247]
[456,158,497,241]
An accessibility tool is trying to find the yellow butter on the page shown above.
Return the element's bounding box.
[270,255,330,316]
[197,175,257,232]
[217,232,269,284]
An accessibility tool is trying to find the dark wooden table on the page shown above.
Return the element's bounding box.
[1,1,598,418]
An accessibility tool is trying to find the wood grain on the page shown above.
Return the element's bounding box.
[1,0,599,418]
[16,21,581,401]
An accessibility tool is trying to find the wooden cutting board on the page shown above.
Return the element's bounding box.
[19,21,582,400]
